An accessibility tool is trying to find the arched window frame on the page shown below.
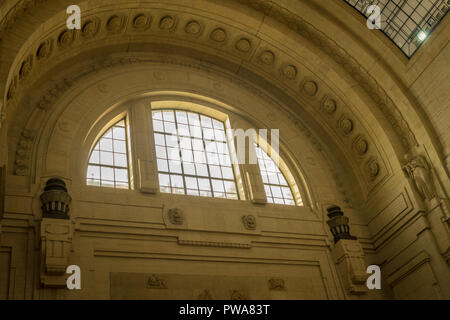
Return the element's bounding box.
[85,112,134,190]
[83,98,305,207]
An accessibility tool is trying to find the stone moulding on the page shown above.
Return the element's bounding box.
[177,239,251,249]
[1,0,417,154]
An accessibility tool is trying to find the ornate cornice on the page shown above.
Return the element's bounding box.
[5,6,386,200]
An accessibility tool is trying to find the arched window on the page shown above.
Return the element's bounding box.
[255,144,296,205]
[86,119,131,189]
[152,109,239,199]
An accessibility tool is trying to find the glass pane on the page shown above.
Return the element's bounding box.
[113,127,125,140]
[87,118,130,190]
[115,168,128,182]
[101,166,114,181]
[152,109,238,200]
[100,138,113,151]
[87,165,100,180]
[114,153,127,167]
[113,140,126,153]
[89,150,100,164]
[100,151,114,166]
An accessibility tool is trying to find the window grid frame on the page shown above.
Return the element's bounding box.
[255,143,296,206]
[86,118,131,189]
[153,109,240,200]
[344,0,449,58]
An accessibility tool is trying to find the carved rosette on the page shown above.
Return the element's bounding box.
[168,208,184,225]
[242,214,256,230]
[185,20,202,36]
[268,278,285,290]
[147,274,167,289]
[132,13,152,31]
[40,178,72,219]
[210,27,227,42]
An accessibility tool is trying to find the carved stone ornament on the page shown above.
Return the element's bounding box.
[40,178,72,219]
[302,80,318,96]
[40,218,73,287]
[365,158,380,180]
[19,55,33,79]
[81,18,100,38]
[185,20,201,35]
[159,15,175,30]
[259,50,275,65]
[338,117,354,135]
[402,153,437,201]
[106,14,126,33]
[230,290,248,300]
[57,29,75,48]
[132,13,151,31]
[235,38,251,52]
[36,39,53,60]
[268,278,285,290]
[242,214,256,230]
[198,289,213,300]
[281,64,297,80]
[353,136,369,156]
[147,274,167,289]
[168,208,184,225]
[210,28,227,42]
[321,96,337,114]
[326,206,356,243]
[333,239,368,295]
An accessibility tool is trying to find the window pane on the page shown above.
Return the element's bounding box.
[87,165,100,180]
[255,143,298,206]
[87,118,130,189]
[112,127,125,140]
[153,110,238,200]
[89,150,100,164]
[100,151,113,166]
[114,153,127,167]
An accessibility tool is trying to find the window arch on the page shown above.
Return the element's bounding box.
[152,109,239,199]
[255,144,297,206]
[86,118,131,189]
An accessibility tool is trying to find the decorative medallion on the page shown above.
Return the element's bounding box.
[230,290,248,300]
[185,20,201,35]
[106,15,126,33]
[36,39,53,60]
[19,55,33,79]
[321,96,337,114]
[132,13,151,30]
[235,38,251,52]
[159,15,175,30]
[268,278,286,290]
[242,215,256,230]
[302,80,318,96]
[353,136,369,156]
[57,29,75,48]
[338,117,353,135]
[365,158,380,180]
[281,64,297,80]
[147,274,167,289]
[210,28,227,42]
[259,50,275,65]
[168,208,184,225]
[81,18,100,38]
